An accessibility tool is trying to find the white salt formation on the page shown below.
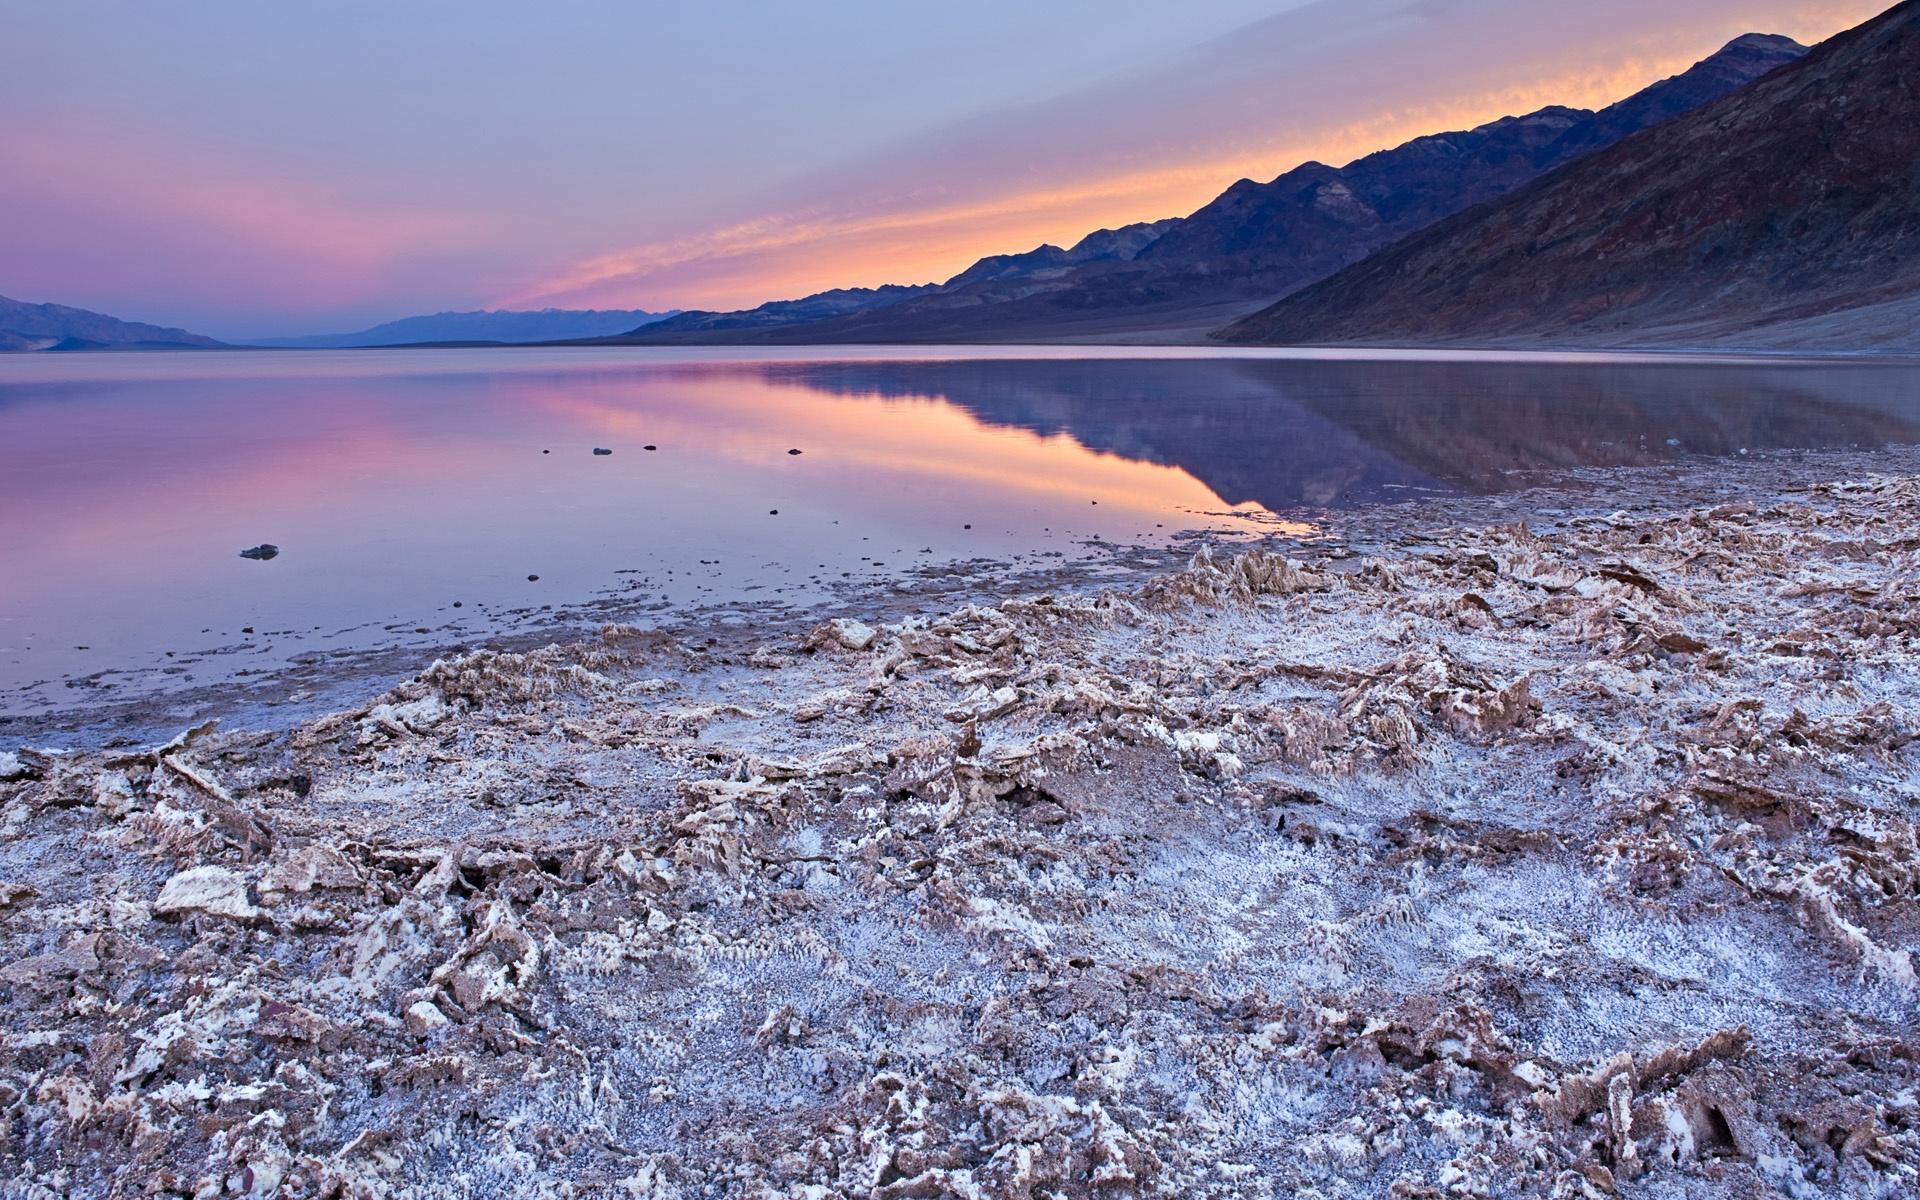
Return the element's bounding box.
[4,474,1920,1196]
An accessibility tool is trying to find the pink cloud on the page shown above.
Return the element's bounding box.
[0,120,491,330]
[499,0,1888,314]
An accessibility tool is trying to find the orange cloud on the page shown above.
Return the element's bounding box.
[501,0,1885,315]
[494,55,1656,312]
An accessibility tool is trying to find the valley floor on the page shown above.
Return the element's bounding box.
[1269,296,1920,358]
[5,455,1920,1197]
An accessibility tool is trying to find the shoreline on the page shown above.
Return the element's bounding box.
[9,441,1918,744]
[14,339,1920,362]
[4,450,1919,1195]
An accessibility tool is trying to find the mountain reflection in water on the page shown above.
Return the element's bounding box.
[3,347,1918,701]
[760,355,1920,509]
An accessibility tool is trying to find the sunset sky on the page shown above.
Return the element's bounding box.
[0,0,1888,338]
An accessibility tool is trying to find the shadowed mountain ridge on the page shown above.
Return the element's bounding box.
[613,32,1806,345]
[1221,5,1920,348]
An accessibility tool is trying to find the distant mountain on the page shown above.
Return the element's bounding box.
[0,294,224,352]
[618,285,938,340]
[615,32,1804,345]
[938,219,1179,290]
[1534,33,1807,161]
[629,223,1180,344]
[1220,4,1917,349]
[254,308,682,348]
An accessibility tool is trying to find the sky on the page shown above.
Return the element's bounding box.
[0,0,1889,339]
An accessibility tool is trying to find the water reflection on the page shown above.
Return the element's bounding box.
[762,356,1920,508]
[2,347,1918,702]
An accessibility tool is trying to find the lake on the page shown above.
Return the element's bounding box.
[4,345,1919,712]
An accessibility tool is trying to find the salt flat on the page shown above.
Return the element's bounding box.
[5,454,1919,1197]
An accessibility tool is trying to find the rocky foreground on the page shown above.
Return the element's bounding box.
[5,473,1920,1198]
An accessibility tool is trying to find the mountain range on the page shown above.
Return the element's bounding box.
[612,30,1809,346]
[14,5,1916,355]
[622,287,934,339]
[254,308,682,348]
[1222,1,1920,349]
[0,294,225,352]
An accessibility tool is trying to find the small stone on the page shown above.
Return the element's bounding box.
[769,509,779,515]
[0,934,99,986]
[593,447,612,456]
[528,575,540,582]
[944,685,1021,724]
[644,444,657,451]
[238,544,279,561]
[155,866,259,920]
[405,999,451,1037]
[448,967,492,1010]
[787,448,802,456]
[1019,801,1070,828]
[804,618,877,652]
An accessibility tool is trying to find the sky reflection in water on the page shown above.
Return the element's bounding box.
[3,346,1918,703]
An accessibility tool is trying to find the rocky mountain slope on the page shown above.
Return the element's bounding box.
[625,222,1182,343]
[1221,4,1920,348]
[617,285,940,339]
[617,32,1805,345]
[0,294,224,352]
[254,308,681,349]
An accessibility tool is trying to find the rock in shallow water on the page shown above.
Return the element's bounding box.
[237,544,279,560]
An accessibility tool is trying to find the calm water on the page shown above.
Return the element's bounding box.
[4,345,1919,708]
